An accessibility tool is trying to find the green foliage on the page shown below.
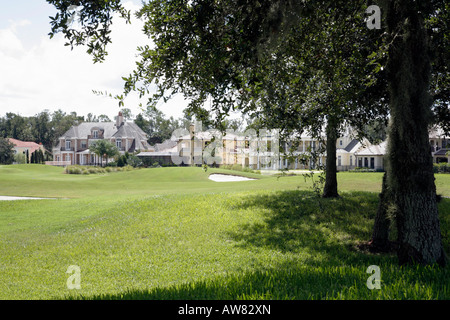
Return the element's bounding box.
[14,152,27,164]
[47,0,131,63]
[219,164,260,174]
[433,162,450,174]
[89,139,119,167]
[64,165,136,175]
[0,137,15,165]
[126,155,143,168]
[117,155,125,167]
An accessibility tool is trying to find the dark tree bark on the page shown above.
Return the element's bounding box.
[383,0,445,266]
[322,116,339,198]
[370,172,392,251]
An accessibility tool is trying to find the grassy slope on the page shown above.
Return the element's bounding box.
[0,165,448,299]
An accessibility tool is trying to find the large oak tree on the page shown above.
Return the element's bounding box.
[47,0,447,265]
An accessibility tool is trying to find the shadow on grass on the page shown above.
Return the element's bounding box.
[72,191,450,300]
[224,190,382,265]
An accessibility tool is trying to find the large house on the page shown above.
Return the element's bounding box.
[138,122,448,171]
[51,112,149,166]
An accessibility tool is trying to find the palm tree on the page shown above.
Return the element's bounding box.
[89,140,119,167]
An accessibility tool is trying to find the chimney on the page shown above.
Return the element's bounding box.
[116,111,124,128]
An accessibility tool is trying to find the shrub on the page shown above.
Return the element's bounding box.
[127,155,143,168]
[433,162,450,173]
[14,153,27,164]
[64,164,136,175]
[72,167,82,174]
[117,156,125,167]
[219,164,260,174]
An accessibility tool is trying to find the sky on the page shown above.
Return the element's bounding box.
[0,0,190,121]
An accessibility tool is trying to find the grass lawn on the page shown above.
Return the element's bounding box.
[0,164,449,300]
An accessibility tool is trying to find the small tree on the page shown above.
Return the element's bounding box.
[0,138,15,165]
[89,140,119,167]
[117,155,125,167]
[14,152,27,164]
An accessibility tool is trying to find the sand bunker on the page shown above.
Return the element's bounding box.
[0,196,57,201]
[208,174,257,182]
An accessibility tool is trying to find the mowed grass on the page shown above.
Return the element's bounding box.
[0,164,449,300]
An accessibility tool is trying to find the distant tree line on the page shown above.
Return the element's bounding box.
[0,110,85,151]
[0,107,241,153]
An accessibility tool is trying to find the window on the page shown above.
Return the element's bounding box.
[116,139,122,149]
[65,140,71,150]
[81,141,87,149]
[339,140,343,146]
[350,155,353,166]
[93,130,98,138]
[338,155,342,166]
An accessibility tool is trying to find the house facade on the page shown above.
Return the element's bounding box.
[149,123,448,171]
[429,126,450,164]
[51,112,149,166]
[7,138,47,163]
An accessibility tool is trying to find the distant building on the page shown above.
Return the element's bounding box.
[149,123,448,171]
[429,126,450,164]
[51,112,149,166]
[7,138,47,163]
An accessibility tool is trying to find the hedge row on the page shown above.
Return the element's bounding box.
[433,162,450,173]
[64,165,135,175]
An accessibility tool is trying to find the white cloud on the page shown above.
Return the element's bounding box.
[0,1,188,120]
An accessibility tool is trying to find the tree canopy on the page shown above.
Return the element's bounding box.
[46,0,448,265]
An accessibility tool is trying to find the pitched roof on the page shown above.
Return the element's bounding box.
[60,121,149,151]
[7,138,43,154]
[434,148,449,156]
[355,141,387,156]
[155,139,177,152]
[62,122,117,138]
[344,139,361,153]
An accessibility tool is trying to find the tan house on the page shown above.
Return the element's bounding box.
[7,138,47,163]
[136,122,448,171]
[51,112,149,166]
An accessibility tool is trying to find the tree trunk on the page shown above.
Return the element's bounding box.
[322,116,339,198]
[384,0,445,266]
[370,172,392,251]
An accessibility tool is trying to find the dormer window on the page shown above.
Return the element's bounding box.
[93,130,99,138]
